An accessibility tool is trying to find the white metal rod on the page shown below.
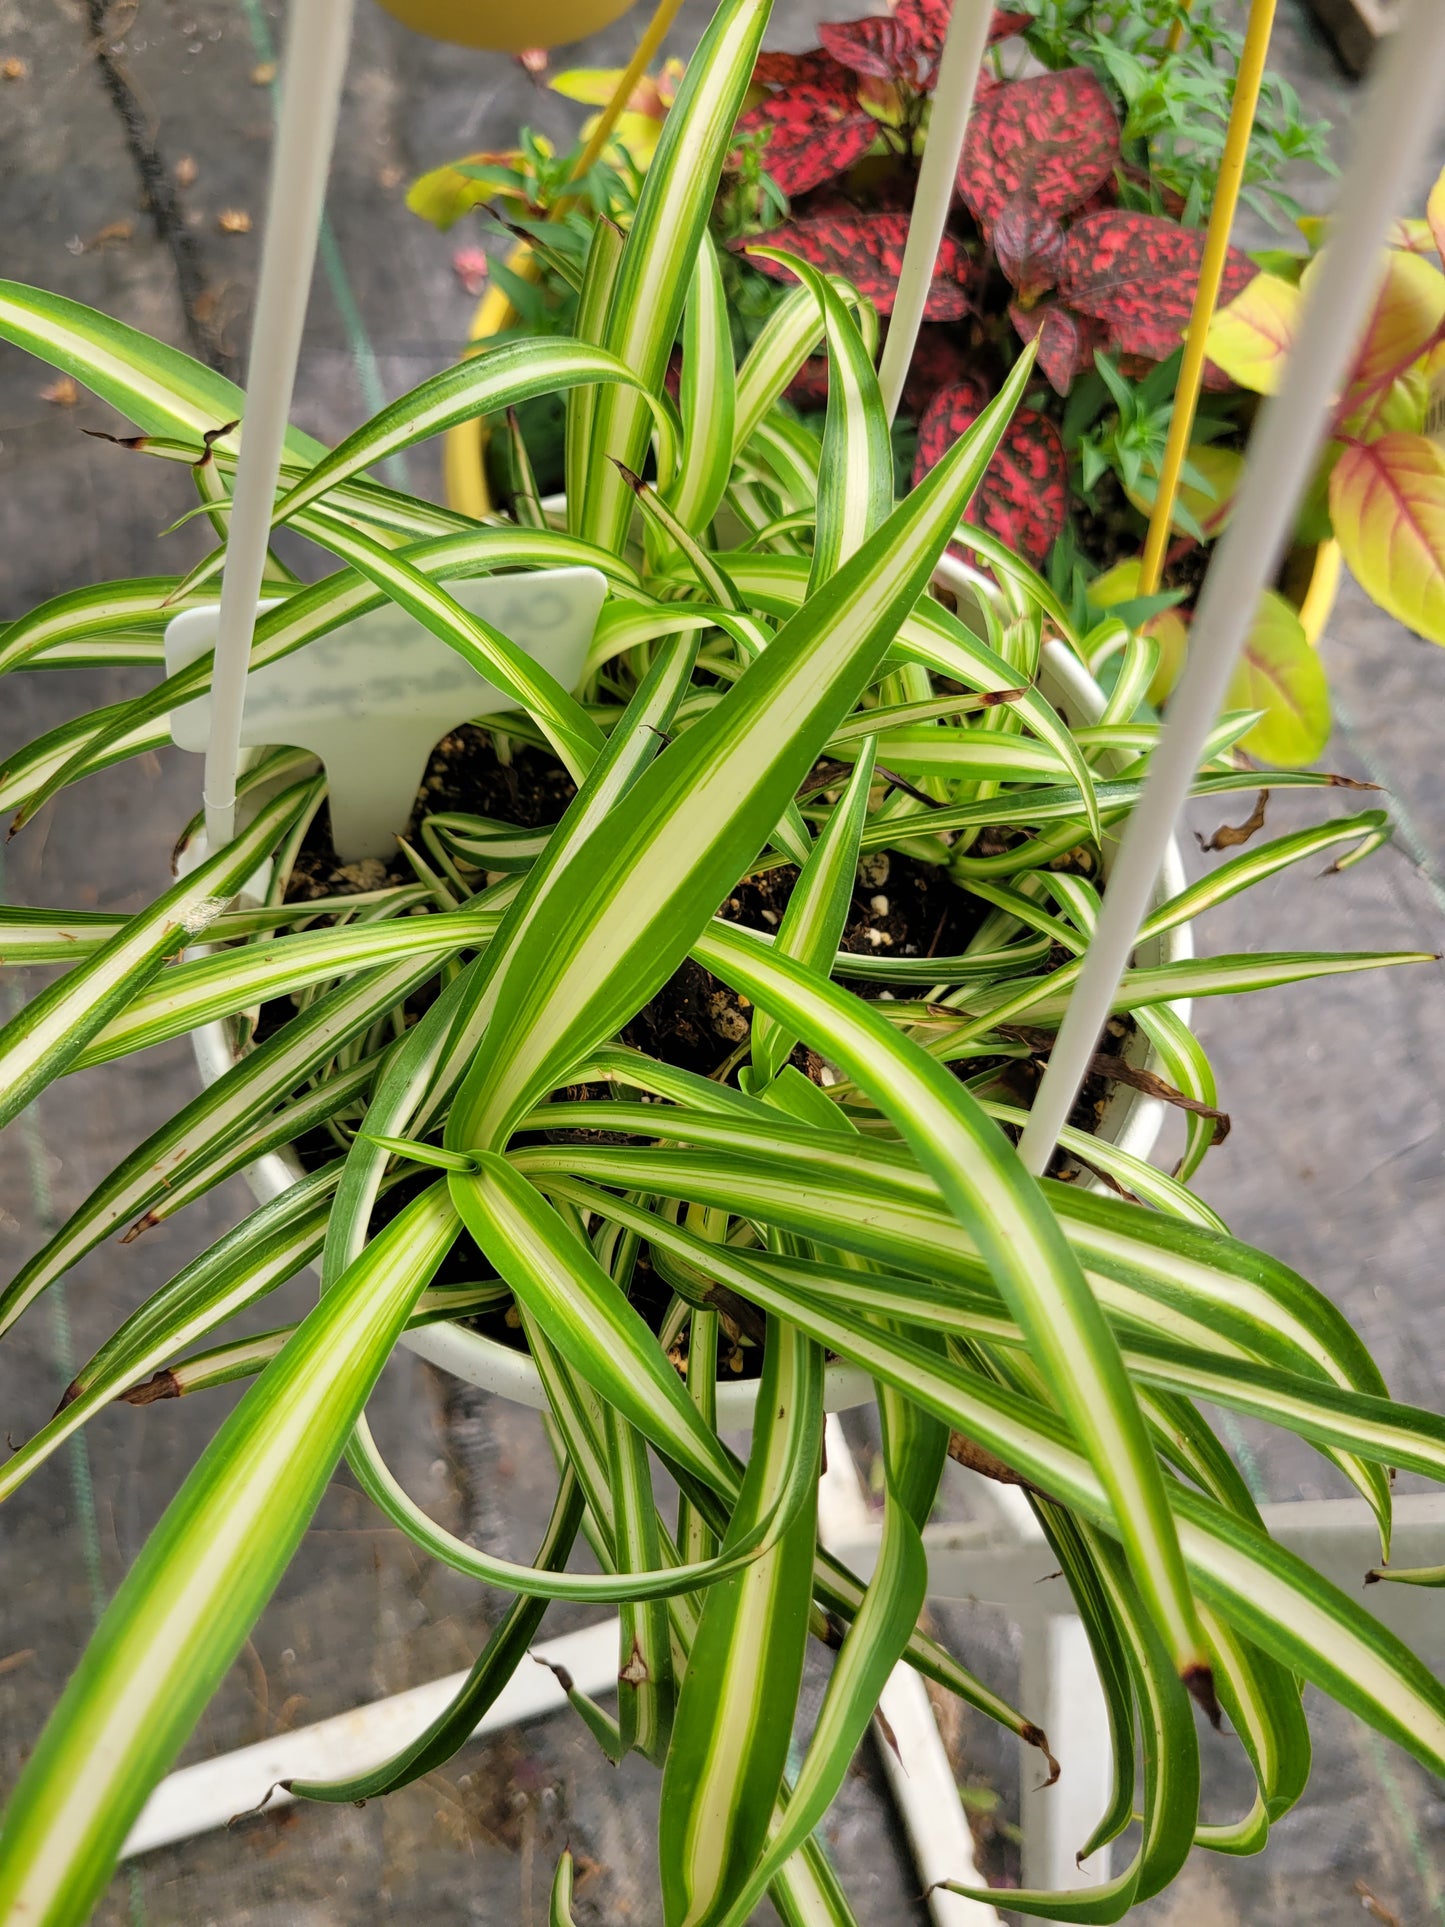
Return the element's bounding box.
[877,0,994,424]
[1017,0,1445,1176]
[203,0,356,849]
[120,1618,619,1861]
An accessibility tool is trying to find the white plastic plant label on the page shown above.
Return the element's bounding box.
[164,566,606,862]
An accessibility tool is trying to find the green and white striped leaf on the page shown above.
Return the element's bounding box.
[667,232,737,539]
[0,1183,459,1925]
[0,780,317,1128]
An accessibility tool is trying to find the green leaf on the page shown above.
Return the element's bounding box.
[692,918,1210,1682]
[660,1317,824,1927]
[446,352,1042,1150]
[0,779,317,1128]
[667,233,738,539]
[1224,590,1331,767]
[0,1183,459,1924]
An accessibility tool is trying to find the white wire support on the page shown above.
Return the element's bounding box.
[876,0,995,425]
[1017,0,1445,1177]
[203,0,356,850]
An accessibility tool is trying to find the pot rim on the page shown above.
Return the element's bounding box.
[188,576,1191,1422]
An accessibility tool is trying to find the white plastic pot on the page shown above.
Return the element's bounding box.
[189,587,1190,1423]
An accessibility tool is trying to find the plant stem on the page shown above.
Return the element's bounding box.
[1017,0,1445,1179]
[1139,0,1278,597]
[877,0,995,425]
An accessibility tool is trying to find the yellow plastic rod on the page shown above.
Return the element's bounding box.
[1139,0,1277,596]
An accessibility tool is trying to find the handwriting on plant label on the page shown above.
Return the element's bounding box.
[164,567,606,862]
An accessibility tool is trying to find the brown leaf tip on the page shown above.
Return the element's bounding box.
[1182,1661,1223,1731]
[118,1369,181,1405]
[1022,1722,1060,1785]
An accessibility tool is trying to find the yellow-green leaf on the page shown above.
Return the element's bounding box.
[1206,273,1301,395]
[1330,431,1445,645]
[1225,590,1330,766]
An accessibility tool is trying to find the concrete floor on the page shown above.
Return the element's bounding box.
[1,0,1443,1921]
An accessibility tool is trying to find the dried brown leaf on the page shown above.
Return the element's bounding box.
[1196,788,1268,852]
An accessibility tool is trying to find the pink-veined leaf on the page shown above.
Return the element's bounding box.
[912,380,1067,566]
[741,211,975,319]
[1010,299,1106,394]
[1330,431,1445,646]
[735,76,880,198]
[957,68,1120,231]
[1058,210,1254,377]
[1336,248,1445,424]
[1205,272,1300,396]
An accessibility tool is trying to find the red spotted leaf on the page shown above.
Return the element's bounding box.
[1010,300,1106,395]
[899,323,974,414]
[736,78,880,197]
[993,194,1066,303]
[912,380,1068,565]
[958,69,1120,231]
[742,212,976,319]
[894,0,1030,62]
[1057,210,1254,373]
[751,47,844,87]
[819,15,932,87]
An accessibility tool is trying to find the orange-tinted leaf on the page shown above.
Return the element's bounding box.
[1059,211,1254,373]
[1206,272,1301,395]
[1330,431,1445,645]
[957,68,1119,231]
[911,380,1067,566]
[741,212,975,319]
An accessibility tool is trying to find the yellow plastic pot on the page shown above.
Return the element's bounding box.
[374,0,635,53]
[1287,537,1342,646]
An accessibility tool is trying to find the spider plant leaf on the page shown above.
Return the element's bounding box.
[68,901,508,1071]
[693,918,1209,1683]
[0,1181,459,1925]
[451,1155,736,1496]
[0,778,318,1129]
[0,956,433,1341]
[716,550,1100,842]
[1137,813,1394,938]
[446,351,1041,1150]
[748,739,875,1088]
[746,250,891,589]
[713,1471,927,1927]
[606,1197,1445,1776]
[298,509,605,780]
[551,1849,581,1925]
[0,1166,343,1505]
[0,578,198,677]
[566,215,626,535]
[271,339,678,529]
[659,1317,825,1927]
[579,0,773,556]
[1194,1604,1311,1851]
[0,279,319,454]
[732,278,878,461]
[289,1467,589,1806]
[608,1393,676,1762]
[666,232,737,539]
